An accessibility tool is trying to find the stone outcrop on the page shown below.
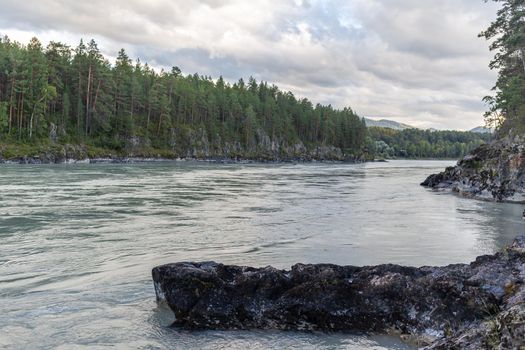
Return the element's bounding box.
[176,127,356,162]
[421,136,525,202]
[152,236,525,349]
[0,128,366,164]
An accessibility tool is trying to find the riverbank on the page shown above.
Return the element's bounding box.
[0,142,372,164]
[0,142,473,165]
[152,236,525,349]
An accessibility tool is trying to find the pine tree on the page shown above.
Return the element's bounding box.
[480,0,525,132]
[0,35,371,157]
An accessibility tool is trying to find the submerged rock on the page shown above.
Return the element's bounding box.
[421,136,525,202]
[152,236,525,349]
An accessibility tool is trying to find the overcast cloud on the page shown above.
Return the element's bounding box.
[0,0,501,129]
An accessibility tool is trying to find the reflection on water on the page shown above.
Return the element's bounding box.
[0,160,523,349]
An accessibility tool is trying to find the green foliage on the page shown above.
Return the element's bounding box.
[1,143,41,159]
[0,35,367,156]
[0,102,8,134]
[480,0,525,133]
[0,35,490,160]
[369,127,491,158]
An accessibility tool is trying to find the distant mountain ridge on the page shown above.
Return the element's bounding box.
[365,118,493,134]
[364,118,414,130]
[469,126,493,134]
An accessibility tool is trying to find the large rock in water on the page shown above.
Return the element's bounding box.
[421,136,525,202]
[152,237,525,349]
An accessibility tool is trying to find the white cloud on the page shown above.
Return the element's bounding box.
[0,0,501,130]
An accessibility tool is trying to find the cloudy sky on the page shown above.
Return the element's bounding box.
[0,0,501,130]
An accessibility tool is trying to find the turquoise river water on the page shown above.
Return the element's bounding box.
[0,160,523,349]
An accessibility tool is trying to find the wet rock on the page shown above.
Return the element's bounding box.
[421,136,525,202]
[152,236,525,349]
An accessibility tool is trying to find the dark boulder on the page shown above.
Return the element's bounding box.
[152,237,525,348]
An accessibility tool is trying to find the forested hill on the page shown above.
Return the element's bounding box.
[369,127,491,159]
[0,36,368,161]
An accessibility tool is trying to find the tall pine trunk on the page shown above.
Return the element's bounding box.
[8,77,15,134]
[18,92,24,140]
[77,67,82,138]
[85,64,92,137]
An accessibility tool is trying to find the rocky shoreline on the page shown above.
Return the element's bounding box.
[152,237,525,349]
[0,155,367,165]
[0,142,369,164]
[421,136,525,203]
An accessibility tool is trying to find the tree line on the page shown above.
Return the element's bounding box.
[0,36,367,156]
[0,35,494,160]
[368,127,491,159]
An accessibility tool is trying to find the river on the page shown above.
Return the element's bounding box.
[1,160,523,349]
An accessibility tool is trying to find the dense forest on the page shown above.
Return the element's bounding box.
[0,36,367,160]
[0,35,493,162]
[368,127,491,159]
[480,0,525,134]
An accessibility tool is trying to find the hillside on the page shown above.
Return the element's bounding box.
[363,118,414,130]
[369,127,491,159]
[469,126,493,134]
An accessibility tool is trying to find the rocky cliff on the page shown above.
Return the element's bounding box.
[176,128,353,162]
[0,128,365,164]
[421,136,525,202]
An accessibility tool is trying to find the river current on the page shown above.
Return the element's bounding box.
[1,160,523,349]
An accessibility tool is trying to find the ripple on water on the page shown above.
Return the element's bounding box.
[0,160,522,349]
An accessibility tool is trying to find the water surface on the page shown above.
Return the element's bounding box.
[1,160,523,349]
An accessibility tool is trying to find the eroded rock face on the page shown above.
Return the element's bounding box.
[152,237,525,349]
[421,136,525,202]
[170,127,363,162]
